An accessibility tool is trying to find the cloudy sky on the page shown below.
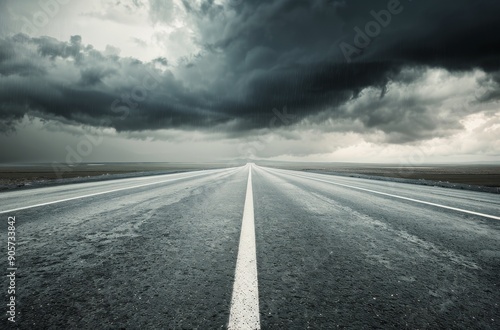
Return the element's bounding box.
[0,0,499,163]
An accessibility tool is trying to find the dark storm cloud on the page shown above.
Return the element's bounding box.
[0,0,499,142]
[188,0,500,108]
[181,0,500,136]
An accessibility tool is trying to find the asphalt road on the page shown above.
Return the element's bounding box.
[1,164,499,329]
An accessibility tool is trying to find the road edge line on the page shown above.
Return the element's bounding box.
[0,168,237,215]
[263,167,500,221]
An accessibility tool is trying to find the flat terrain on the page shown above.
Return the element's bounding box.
[2,162,499,194]
[1,165,499,329]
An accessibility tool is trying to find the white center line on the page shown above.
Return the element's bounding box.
[264,167,500,221]
[228,164,260,330]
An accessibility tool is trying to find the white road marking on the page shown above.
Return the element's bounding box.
[265,167,500,221]
[228,165,260,330]
[0,169,235,215]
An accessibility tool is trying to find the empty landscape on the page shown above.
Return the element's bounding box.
[1,0,500,328]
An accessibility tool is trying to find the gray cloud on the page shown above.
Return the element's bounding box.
[0,0,499,147]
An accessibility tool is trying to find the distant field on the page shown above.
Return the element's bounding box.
[1,162,499,193]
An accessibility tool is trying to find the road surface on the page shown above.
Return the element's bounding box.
[1,164,499,329]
